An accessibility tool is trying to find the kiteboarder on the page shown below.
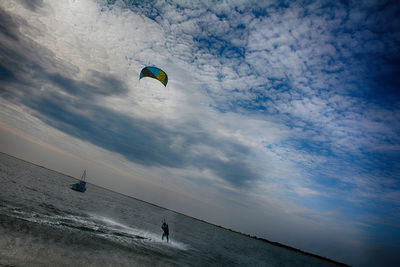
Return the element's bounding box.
[161,220,169,242]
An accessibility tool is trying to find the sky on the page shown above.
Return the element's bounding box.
[0,0,399,265]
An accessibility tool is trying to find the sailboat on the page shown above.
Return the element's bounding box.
[71,169,87,192]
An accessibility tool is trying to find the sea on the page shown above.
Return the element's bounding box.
[0,152,342,266]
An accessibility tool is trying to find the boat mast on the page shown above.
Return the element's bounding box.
[81,169,86,181]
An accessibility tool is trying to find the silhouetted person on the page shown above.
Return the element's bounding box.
[161,221,169,242]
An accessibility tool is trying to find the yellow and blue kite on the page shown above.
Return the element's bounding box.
[139,66,168,87]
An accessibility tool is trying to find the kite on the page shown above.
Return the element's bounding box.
[139,66,168,87]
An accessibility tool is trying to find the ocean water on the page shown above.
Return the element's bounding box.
[0,152,340,266]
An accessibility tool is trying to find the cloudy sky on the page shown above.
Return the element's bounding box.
[1,0,399,265]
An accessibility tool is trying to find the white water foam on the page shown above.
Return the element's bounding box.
[1,204,187,251]
[89,214,189,250]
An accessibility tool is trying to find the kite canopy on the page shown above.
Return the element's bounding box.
[139,66,168,87]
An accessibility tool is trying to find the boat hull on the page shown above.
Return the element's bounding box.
[71,182,86,192]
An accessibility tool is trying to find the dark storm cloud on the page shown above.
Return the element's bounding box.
[18,0,44,11]
[0,8,21,41]
[39,72,258,181]
[47,71,129,97]
[27,88,259,186]
[0,7,259,187]
[0,7,129,95]
[0,8,129,99]
[0,64,15,81]
[86,70,129,96]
